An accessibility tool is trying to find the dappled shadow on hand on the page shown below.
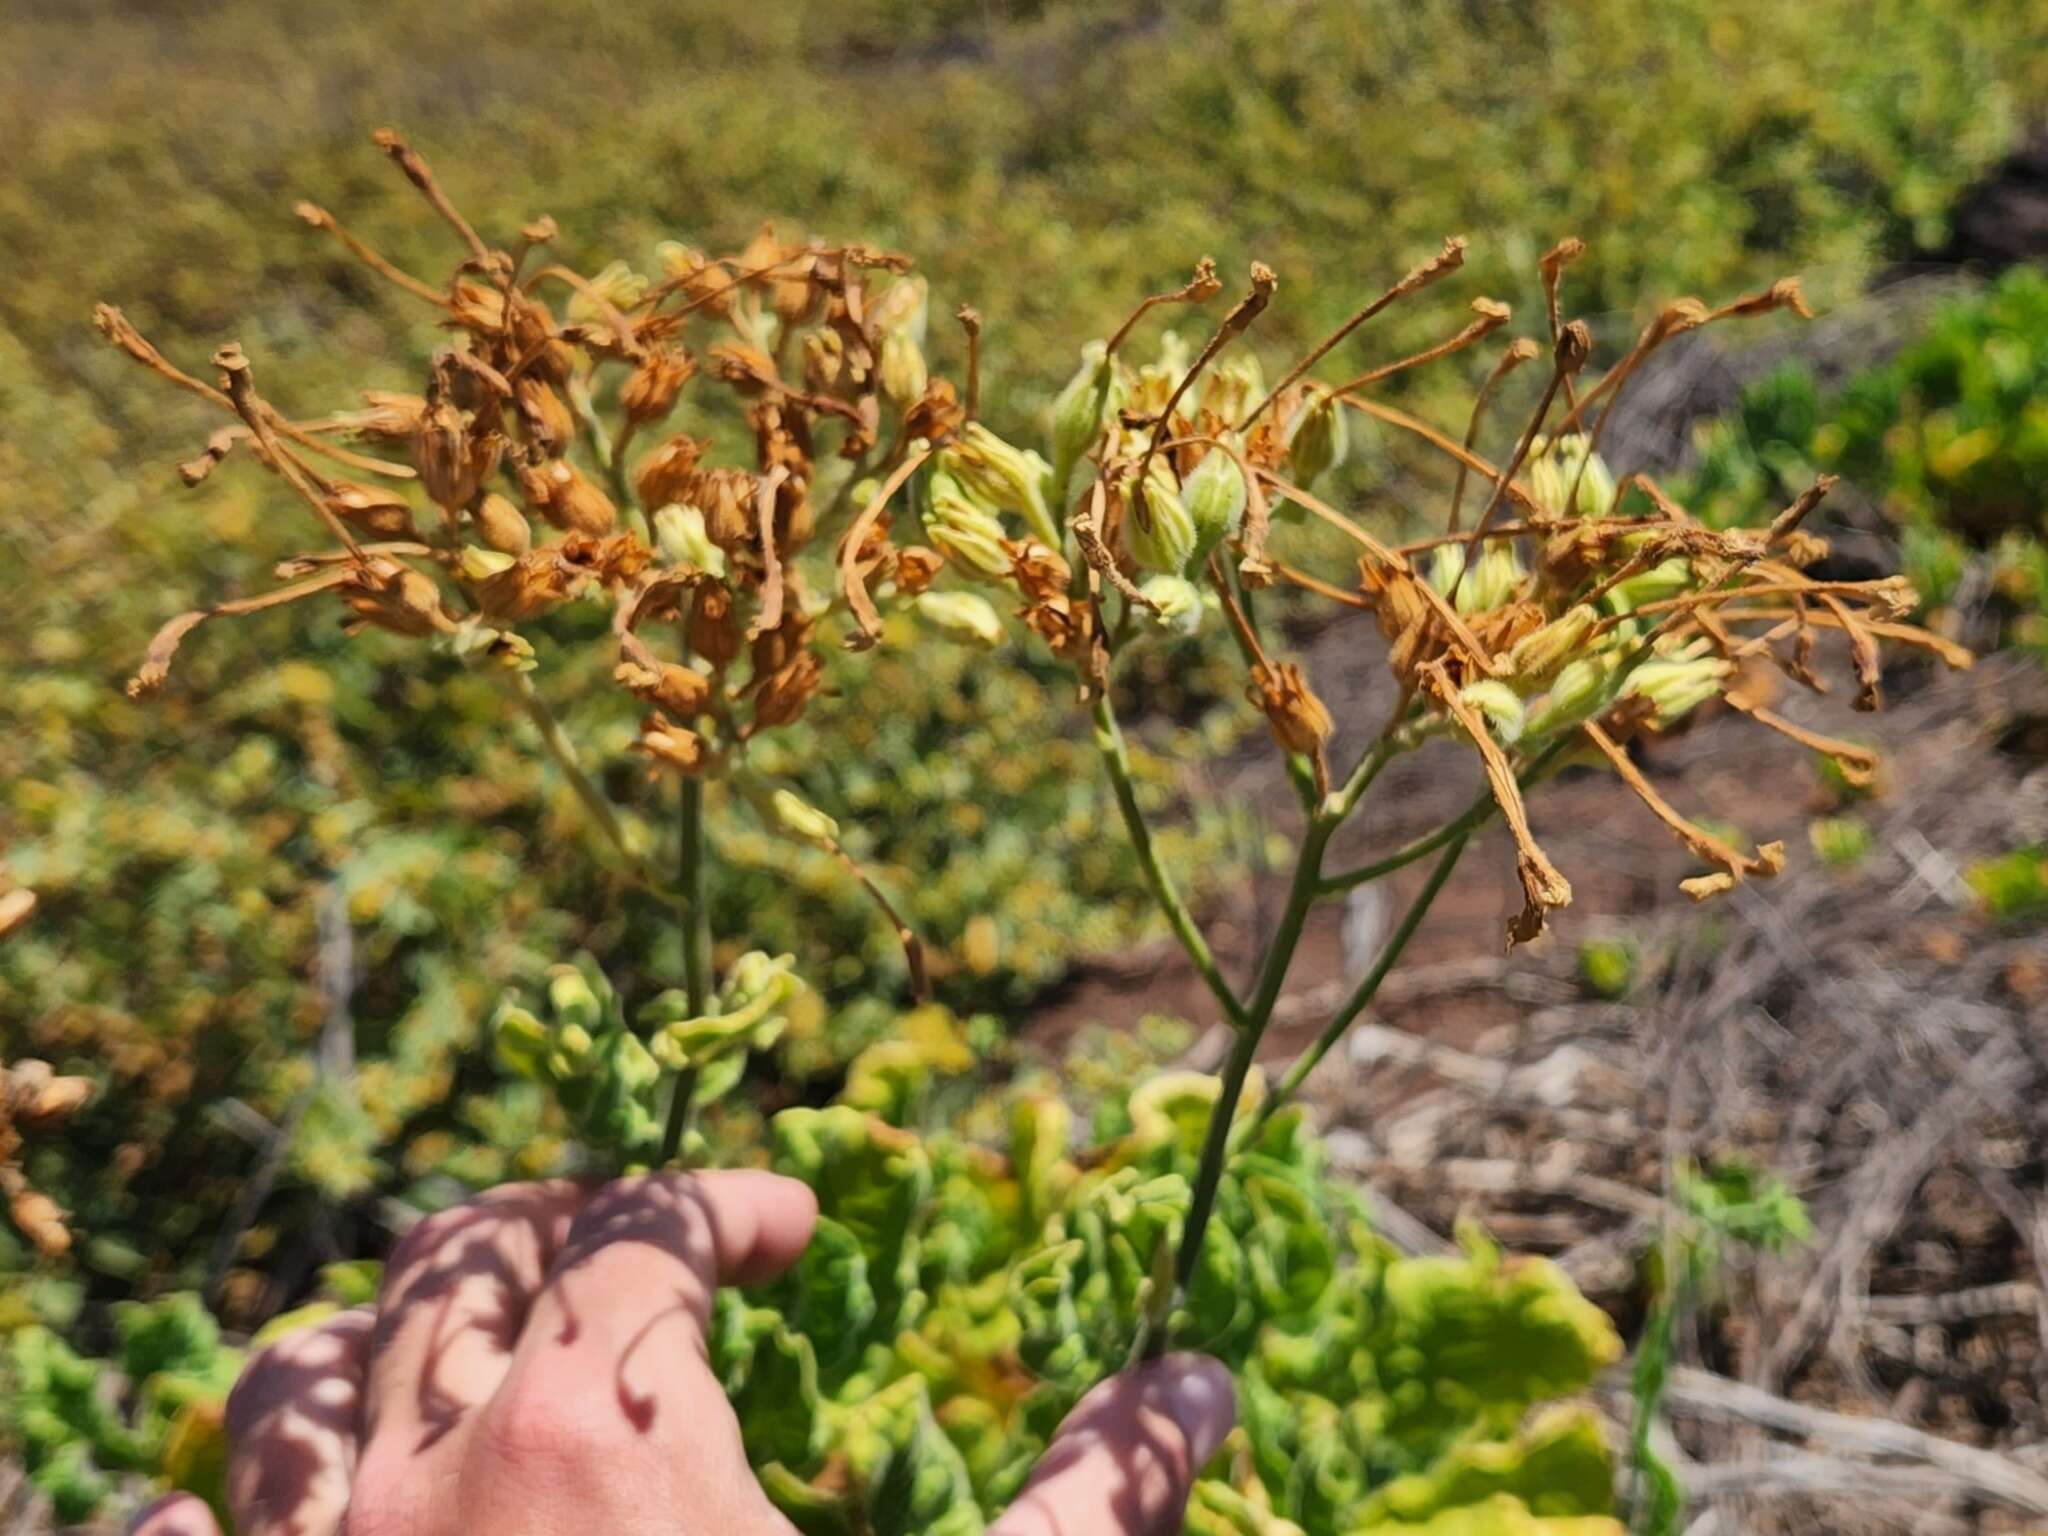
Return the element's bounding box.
[222,1309,373,1536]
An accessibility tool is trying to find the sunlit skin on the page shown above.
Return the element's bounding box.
[127,1170,1235,1536]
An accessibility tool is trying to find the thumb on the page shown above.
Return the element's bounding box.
[990,1353,1236,1536]
[127,1493,224,1536]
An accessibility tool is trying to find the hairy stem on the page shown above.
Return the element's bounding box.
[1091,692,1248,1031]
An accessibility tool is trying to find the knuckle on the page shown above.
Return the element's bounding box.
[477,1372,628,1471]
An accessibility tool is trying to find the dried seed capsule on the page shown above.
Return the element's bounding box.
[1285,392,1348,486]
[688,583,744,666]
[621,346,696,426]
[520,459,617,537]
[473,492,532,555]
[415,398,493,510]
[913,590,1005,648]
[512,377,575,459]
[614,658,712,720]
[326,481,418,540]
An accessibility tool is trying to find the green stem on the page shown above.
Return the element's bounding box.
[1171,1020,1261,1299]
[660,776,714,1165]
[1254,829,1472,1129]
[505,672,640,873]
[1319,791,1490,894]
[1091,692,1248,1031]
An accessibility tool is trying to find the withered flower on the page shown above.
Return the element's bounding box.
[326,480,419,540]
[688,582,745,667]
[615,656,712,721]
[518,458,617,537]
[621,345,698,425]
[1248,660,1333,762]
[633,714,711,776]
[473,491,533,555]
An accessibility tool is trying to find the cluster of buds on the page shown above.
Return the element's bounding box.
[491,952,803,1163]
[108,130,1971,981]
[835,240,1966,946]
[1,1058,94,1258]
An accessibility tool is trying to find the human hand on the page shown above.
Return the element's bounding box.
[129,1171,1234,1536]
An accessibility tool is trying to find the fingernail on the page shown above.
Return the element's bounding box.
[1148,1351,1236,1467]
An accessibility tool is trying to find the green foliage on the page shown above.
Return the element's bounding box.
[1678,265,2048,662]
[1,1294,241,1524]
[1576,941,1637,1000]
[718,1062,1622,1536]
[1964,845,2048,923]
[1806,814,1874,870]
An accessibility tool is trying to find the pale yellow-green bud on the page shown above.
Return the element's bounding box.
[1199,352,1266,423]
[879,328,928,408]
[1506,603,1599,684]
[460,546,518,581]
[867,274,929,344]
[1527,433,1617,520]
[924,466,1012,579]
[722,949,801,1013]
[1050,342,1127,503]
[1125,461,1196,576]
[1428,539,1526,613]
[608,1031,661,1096]
[943,423,1059,547]
[1456,680,1527,744]
[1623,644,1731,726]
[566,260,648,325]
[1132,329,1192,416]
[1604,556,1694,614]
[913,590,1005,648]
[1181,448,1247,571]
[770,787,839,844]
[1525,652,1620,736]
[491,1005,550,1082]
[1285,392,1348,486]
[652,503,727,577]
[1138,574,1205,636]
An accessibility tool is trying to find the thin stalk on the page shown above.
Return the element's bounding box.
[1091,692,1248,1032]
[660,776,715,1164]
[1320,790,1491,894]
[505,672,642,876]
[1253,829,1472,1129]
[1171,1021,1260,1301]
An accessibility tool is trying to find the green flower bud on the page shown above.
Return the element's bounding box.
[546,966,603,1032]
[1138,574,1204,635]
[1525,652,1620,736]
[770,787,839,844]
[1285,392,1348,486]
[1049,342,1126,504]
[1506,603,1599,685]
[924,466,1012,579]
[1623,644,1731,725]
[943,424,1059,547]
[1125,462,1196,576]
[1604,556,1694,614]
[491,1005,550,1083]
[1181,448,1247,571]
[1456,680,1526,744]
[1428,539,1526,613]
[913,590,1005,648]
[652,503,727,577]
[1527,432,1617,520]
[604,1029,662,1097]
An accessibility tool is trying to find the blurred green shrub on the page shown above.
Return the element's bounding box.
[1679,265,2048,661]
